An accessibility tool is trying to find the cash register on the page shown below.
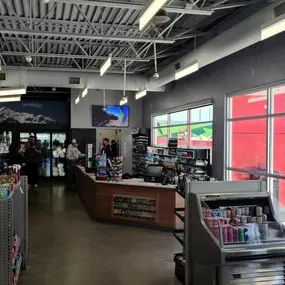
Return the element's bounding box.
[144,165,164,183]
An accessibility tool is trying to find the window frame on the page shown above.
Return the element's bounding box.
[151,104,213,149]
[225,82,285,195]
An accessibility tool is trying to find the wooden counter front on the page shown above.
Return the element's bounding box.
[75,167,183,230]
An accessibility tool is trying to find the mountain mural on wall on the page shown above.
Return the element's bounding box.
[0,107,57,124]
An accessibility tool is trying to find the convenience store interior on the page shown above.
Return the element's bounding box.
[0,0,285,284]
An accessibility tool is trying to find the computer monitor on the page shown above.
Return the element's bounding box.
[145,165,164,183]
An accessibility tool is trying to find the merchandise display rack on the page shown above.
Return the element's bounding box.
[0,176,29,285]
[132,134,148,178]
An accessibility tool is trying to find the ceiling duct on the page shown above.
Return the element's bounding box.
[152,9,170,25]
[148,1,283,90]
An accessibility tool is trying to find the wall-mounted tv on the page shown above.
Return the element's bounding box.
[92,105,129,127]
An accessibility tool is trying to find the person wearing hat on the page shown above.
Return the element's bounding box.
[66,139,85,189]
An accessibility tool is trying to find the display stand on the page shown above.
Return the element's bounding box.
[0,175,29,285]
[184,180,262,285]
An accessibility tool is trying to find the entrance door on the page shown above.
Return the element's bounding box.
[36,133,52,177]
[51,133,67,178]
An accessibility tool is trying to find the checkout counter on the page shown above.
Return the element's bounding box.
[75,166,183,230]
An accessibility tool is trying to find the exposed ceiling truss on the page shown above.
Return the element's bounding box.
[0,0,276,74]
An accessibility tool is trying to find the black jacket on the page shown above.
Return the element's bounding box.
[100,144,112,158]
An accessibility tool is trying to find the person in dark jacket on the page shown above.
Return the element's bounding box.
[111,140,118,158]
[25,136,42,188]
[8,143,24,166]
[100,138,112,159]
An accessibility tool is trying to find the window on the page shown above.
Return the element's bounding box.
[225,84,285,205]
[152,105,213,148]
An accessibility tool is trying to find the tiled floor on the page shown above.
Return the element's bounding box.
[18,182,182,285]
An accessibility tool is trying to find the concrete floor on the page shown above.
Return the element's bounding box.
[18,182,182,285]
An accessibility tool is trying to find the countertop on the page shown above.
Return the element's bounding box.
[77,166,176,189]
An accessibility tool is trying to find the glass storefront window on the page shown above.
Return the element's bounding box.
[153,114,167,128]
[170,125,188,148]
[153,127,168,146]
[231,90,267,118]
[170,111,188,125]
[189,123,213,147]
[190,105,213,123]
[231,119,266,169]
[273,85,285,114]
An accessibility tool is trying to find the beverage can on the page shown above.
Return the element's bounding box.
[212,225,219,240]
[257,216,263,223]
[227,210,232,218]
[239,227,245,242]
[236,207,242,216]
[251,216,257,223]
[233,227,239,242]
[262,214,267,222]
[212,218,219,226]
[218,217,225,225]
[228,225,234,243]
[241,215,247,225]
[244,207,249,216]
[231,208,236,219]
[222,225,228,243]
[202,209,207,217]
[256,206,263,216]
[206,209,212,217]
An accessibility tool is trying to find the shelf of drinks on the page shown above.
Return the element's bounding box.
[12,235,21,265]
[12,254,22,285]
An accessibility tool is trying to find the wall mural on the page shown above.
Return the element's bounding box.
[0,101,69,124]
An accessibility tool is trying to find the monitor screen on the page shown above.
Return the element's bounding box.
[92,105,129,127]
[146,165,164,178]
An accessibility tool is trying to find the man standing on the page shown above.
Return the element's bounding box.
[66,139,85,189]
[100,138,112,159]
[25,135,42,188]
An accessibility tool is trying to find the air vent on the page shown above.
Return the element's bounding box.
[0,73,6,81]
[175,62,181,71]
[274,2,285,17]
[69,77,80,85]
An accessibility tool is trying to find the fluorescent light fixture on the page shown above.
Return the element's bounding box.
[261,15,285,41]
[135,89,147,100]
[175,61,199,80]
[82,88,88,98]
[0,87,26,97]
[139,0,168,31]
[75,96,80,104]
[100,54,112,76]
[120,97,128,106]
[0,96,21,102]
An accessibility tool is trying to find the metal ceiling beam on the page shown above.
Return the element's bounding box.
[50,0,214,15]
[0,15,139,31]
[1,37,131,49]
[0,28,175,44]
[1,51,150,62]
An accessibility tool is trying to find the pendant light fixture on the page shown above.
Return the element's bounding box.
[103,89,106,111]
[120,60,128,106]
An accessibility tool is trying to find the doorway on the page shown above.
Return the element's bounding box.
[20,131,67,178]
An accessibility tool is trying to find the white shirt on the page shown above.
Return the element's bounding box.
[66,144,85,161]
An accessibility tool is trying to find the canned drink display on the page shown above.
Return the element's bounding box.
[212,218,219,226]
[239,227,245,242]
[228,225,234,243]
[222,225,228,243]
[202,209,207,217]
[256,206,263,216]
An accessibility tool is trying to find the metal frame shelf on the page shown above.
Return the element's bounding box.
[0,175,29,285]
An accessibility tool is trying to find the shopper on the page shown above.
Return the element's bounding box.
[25,136,42,188]
[111,139,118,158]
[66,139,85,189]
[8,143,24,166]
[100,138,112,159]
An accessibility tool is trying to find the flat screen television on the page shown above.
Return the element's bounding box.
[92,105,129,127]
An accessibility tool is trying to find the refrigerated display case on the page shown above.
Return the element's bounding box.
[187,181,285,285]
